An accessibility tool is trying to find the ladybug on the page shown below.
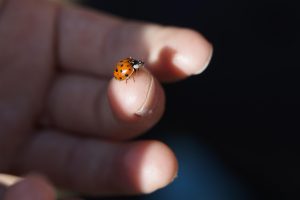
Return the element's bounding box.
[113,57,144,82]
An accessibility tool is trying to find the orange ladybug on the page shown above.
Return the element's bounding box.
[113,57,144,82]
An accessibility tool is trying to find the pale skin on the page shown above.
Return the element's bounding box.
[0,0,213,199]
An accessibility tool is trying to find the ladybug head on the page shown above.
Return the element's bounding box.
[132,59,145,69]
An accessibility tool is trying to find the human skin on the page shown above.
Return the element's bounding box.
[0,0,213,199]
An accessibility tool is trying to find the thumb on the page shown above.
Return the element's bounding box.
[3,174,55,200]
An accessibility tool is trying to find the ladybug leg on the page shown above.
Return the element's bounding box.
[134,68,139,82]
[130,69,136,82]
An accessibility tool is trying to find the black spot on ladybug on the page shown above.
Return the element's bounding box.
[125,74,129,77]
[115,69,118,72]
[119,77,122,80]
[120,69,122,73]
[121,64,123,67]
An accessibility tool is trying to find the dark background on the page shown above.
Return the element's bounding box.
[82,0,300,199]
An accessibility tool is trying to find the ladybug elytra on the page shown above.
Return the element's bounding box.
[113,57,144,82]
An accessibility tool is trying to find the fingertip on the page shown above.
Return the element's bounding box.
[108,67,165,123]
[171,28,213,76]
[146,27,213,82]
[139,141,178,194]
[4,174,55,200]
[123,141,178,194]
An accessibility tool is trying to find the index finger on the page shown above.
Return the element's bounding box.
[58,3,213,82]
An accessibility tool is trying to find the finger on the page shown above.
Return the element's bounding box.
[0,0,56,168]
[0,174,22,199]
[58,3,213,82]
[0,174,21,187]
[0,174,82,200]
[13,130,178,196]
[3,174,55,200]
[44,69,164,139]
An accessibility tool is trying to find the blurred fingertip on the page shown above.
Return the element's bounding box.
[4,174,55,200]
[140,142,178,193]
[124,141,178,194]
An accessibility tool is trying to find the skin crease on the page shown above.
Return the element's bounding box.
[0,0,213,199]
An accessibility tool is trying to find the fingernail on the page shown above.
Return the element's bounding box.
[171,173,178,182]
[135,72,155,117]
[193,45,213,75]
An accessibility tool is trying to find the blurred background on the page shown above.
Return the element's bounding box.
[79,0,299,200]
